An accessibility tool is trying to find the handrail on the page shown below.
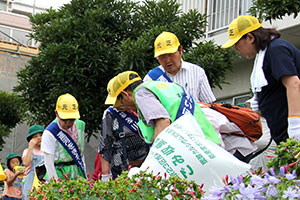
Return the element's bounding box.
[0,29,28,47]
[205,0,253,38]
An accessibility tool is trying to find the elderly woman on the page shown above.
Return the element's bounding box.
[222,15,300,144]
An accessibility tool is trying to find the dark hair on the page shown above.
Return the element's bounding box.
[7,157,22,171]
[250,27,281,51]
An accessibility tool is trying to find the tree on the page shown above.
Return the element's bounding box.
[248,0,300,22]
[14,0,235,139]
[0,91,25,148]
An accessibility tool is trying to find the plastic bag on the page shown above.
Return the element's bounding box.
[129,113,251,192]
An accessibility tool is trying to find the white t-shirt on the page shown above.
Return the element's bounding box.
[41,130,60,160]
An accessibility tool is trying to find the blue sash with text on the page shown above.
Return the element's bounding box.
[108,106,139,133]
[148,66,172,82]
[175,87,195,120]
[46,122,86,178]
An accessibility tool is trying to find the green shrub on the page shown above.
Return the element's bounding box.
[0,90,25,147]
[249,0,300,22]
[267,138,300,176]
[14,0,235,140]
[29,170,204,199]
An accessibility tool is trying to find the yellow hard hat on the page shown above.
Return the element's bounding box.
[154,31,180,58]
[221,15,262,49]
[105,71,141,107]
[56,93,80,119]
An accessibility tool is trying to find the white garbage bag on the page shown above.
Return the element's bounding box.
[128,113,251,192]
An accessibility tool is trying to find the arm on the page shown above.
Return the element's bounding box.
[99,109,114,180]
[5,169,24,186]
[41,129,58,180]
[22,149,32,168]
[282,75,300,140]
[44,152,58,180]
[135,87,171,142]
[101,155,110,175]
[154,118,171,140]
[198,67,216,103]
[100,155,112,181]
[22,138,39,167]
[281,75,300,116]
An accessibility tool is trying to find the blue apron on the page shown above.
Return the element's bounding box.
[22,154,44,200]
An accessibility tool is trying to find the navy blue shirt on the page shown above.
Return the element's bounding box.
[258,38,300,144]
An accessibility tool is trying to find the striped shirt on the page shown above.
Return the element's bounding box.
[144,60,216,103]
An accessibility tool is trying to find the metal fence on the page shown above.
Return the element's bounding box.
[0,24,37,47]
[178,0,253,37]
[207,0,253,36]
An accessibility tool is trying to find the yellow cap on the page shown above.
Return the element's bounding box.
[221,15,262,49]
[56,93,80,119]
[105,71,141,107]
[154,31,180,58]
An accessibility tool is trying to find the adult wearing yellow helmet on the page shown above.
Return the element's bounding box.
[222,15,300,144]
[41,93,86,181]
[105,71,221,146]
[144,31,216,103]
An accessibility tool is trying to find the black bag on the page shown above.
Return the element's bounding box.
[35,164,46,181]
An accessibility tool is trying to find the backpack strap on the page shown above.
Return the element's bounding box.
[108,106,139,133]
[116,118,128,165]
[251,137,273,159]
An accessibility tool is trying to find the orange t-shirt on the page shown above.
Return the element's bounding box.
[4,169,23,199]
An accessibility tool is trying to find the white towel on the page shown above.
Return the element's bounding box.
[250,48,268,93]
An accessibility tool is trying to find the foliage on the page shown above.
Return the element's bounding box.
[0,90,25,148]
[248,0,300,22]
[29,139,300,199]
[204,166,300,199]
[14,0,235,140]
[29,170,205,199]
[267,138,300,176]
[204,139,300,199]
[184,41,236,89]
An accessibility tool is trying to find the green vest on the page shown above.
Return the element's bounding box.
[134,81,221,145]
[53,119,85,179]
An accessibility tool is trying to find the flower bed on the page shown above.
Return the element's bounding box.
[29,139,300,199]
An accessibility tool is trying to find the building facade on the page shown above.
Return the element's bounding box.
[177,0,300,104]
[0,0,100,174]
[0,0,300,172]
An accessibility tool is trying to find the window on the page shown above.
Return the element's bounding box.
[206,0,253,36]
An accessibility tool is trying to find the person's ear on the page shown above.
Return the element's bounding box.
[247,33,255,43]
[121,90,133,97]
[119,91,126,97]
[178,46,183,56]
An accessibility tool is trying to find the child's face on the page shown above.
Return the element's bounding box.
[31,132,42,145]
[9,158,20,170]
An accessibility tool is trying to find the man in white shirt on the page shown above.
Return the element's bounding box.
[144,31,216,103]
